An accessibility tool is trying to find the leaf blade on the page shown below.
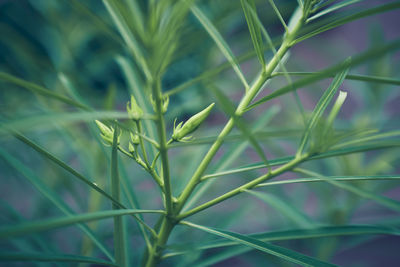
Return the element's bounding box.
[181,221,337,267]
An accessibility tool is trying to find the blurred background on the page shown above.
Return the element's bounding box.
[0,0,399,266]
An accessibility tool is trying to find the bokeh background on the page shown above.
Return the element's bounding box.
[1,0,400,266]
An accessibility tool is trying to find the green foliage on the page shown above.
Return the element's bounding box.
[0,0,399,266]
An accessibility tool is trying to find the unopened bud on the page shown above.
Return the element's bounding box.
[95,120,119,146]
[172,103,215,141]
[150,94,169,114]
[127,95,143,120]
[130,132,140,145]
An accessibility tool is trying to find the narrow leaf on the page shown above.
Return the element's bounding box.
[297,68,348,155]
[0,209,162,239]
[191,5,249,90]
[246,190,314,228]
[0,147,114,260]
[204,140,400,179]
[308,0,364,21]
[102,0,151,79]
[0,252,117,266]
[271,72,400,86]
[0,72,88,110]
[181,221,337,267]
[296,169,400,213]
[296,2,400,44]
[240,0,265,66]
[247,39,400,111]
[166,225,400,257]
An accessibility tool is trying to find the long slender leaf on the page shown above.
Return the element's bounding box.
[256,175,400,188]
[0,72,88,110]
[102,0,151,79]
[191,5,249,90]
[271,72,400,86]
[246,190,314,228]
[166,225,400,257]
[181,221,337,267]
[296,2,400,44]
[0,253,117,266]
[332,130,400,149]
[296,169,400,213]
[247,39,400,111]
[0,147,114,260]
[308,0,364,21]
[202,140,400,179]
[240,0,265,66]
[14,134,123,208]
[0,111,155,135]
[0,209,162,239]
[267,0,288,31]
[14,133,157,237]
[297,68,348,155]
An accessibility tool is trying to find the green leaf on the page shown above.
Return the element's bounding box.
[308,0,364,21]
[0,72,88,110]
[191,246,249,267]
[267,0,288,31]
[14,134,122,208]
[240,0,265,66]
[245,190,314,228]
[111,124,127,267]
[0,147,114,261]
[203,140,400,180]
[181,221,337,267]
[256,175,400,188]
[332,130,400,150]
[0,209,162,239]
[102,0,151,79]
[297,68,349,155]
[296,169,400,213]
[247,39,400,111]
[166,225,400,257]
[191,5,249,90]
[0,111,154,135]
[296,2,400,44]
[14,133,157,237]
[67,0,121,42]
[271,72,400,86]
[0,252,117,266]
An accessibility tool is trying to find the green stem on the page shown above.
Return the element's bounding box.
[151,78,173,215]
[144,217,175,267]
[177,153,308,220]
[111,125,127,267]
[144,11,306,266]
[136,120,151,167]
[176,18,304,212]
[136,121,164,189]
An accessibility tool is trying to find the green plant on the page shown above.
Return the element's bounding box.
[1,0,400,266]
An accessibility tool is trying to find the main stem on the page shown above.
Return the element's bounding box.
[152,78,173,215]
[145,11,305,267]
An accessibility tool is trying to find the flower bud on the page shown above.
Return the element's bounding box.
[150,94,169,114]
[172,103,215,141]
[95,120,120,146]
[130,132,140,145]
[127,95,143,120]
